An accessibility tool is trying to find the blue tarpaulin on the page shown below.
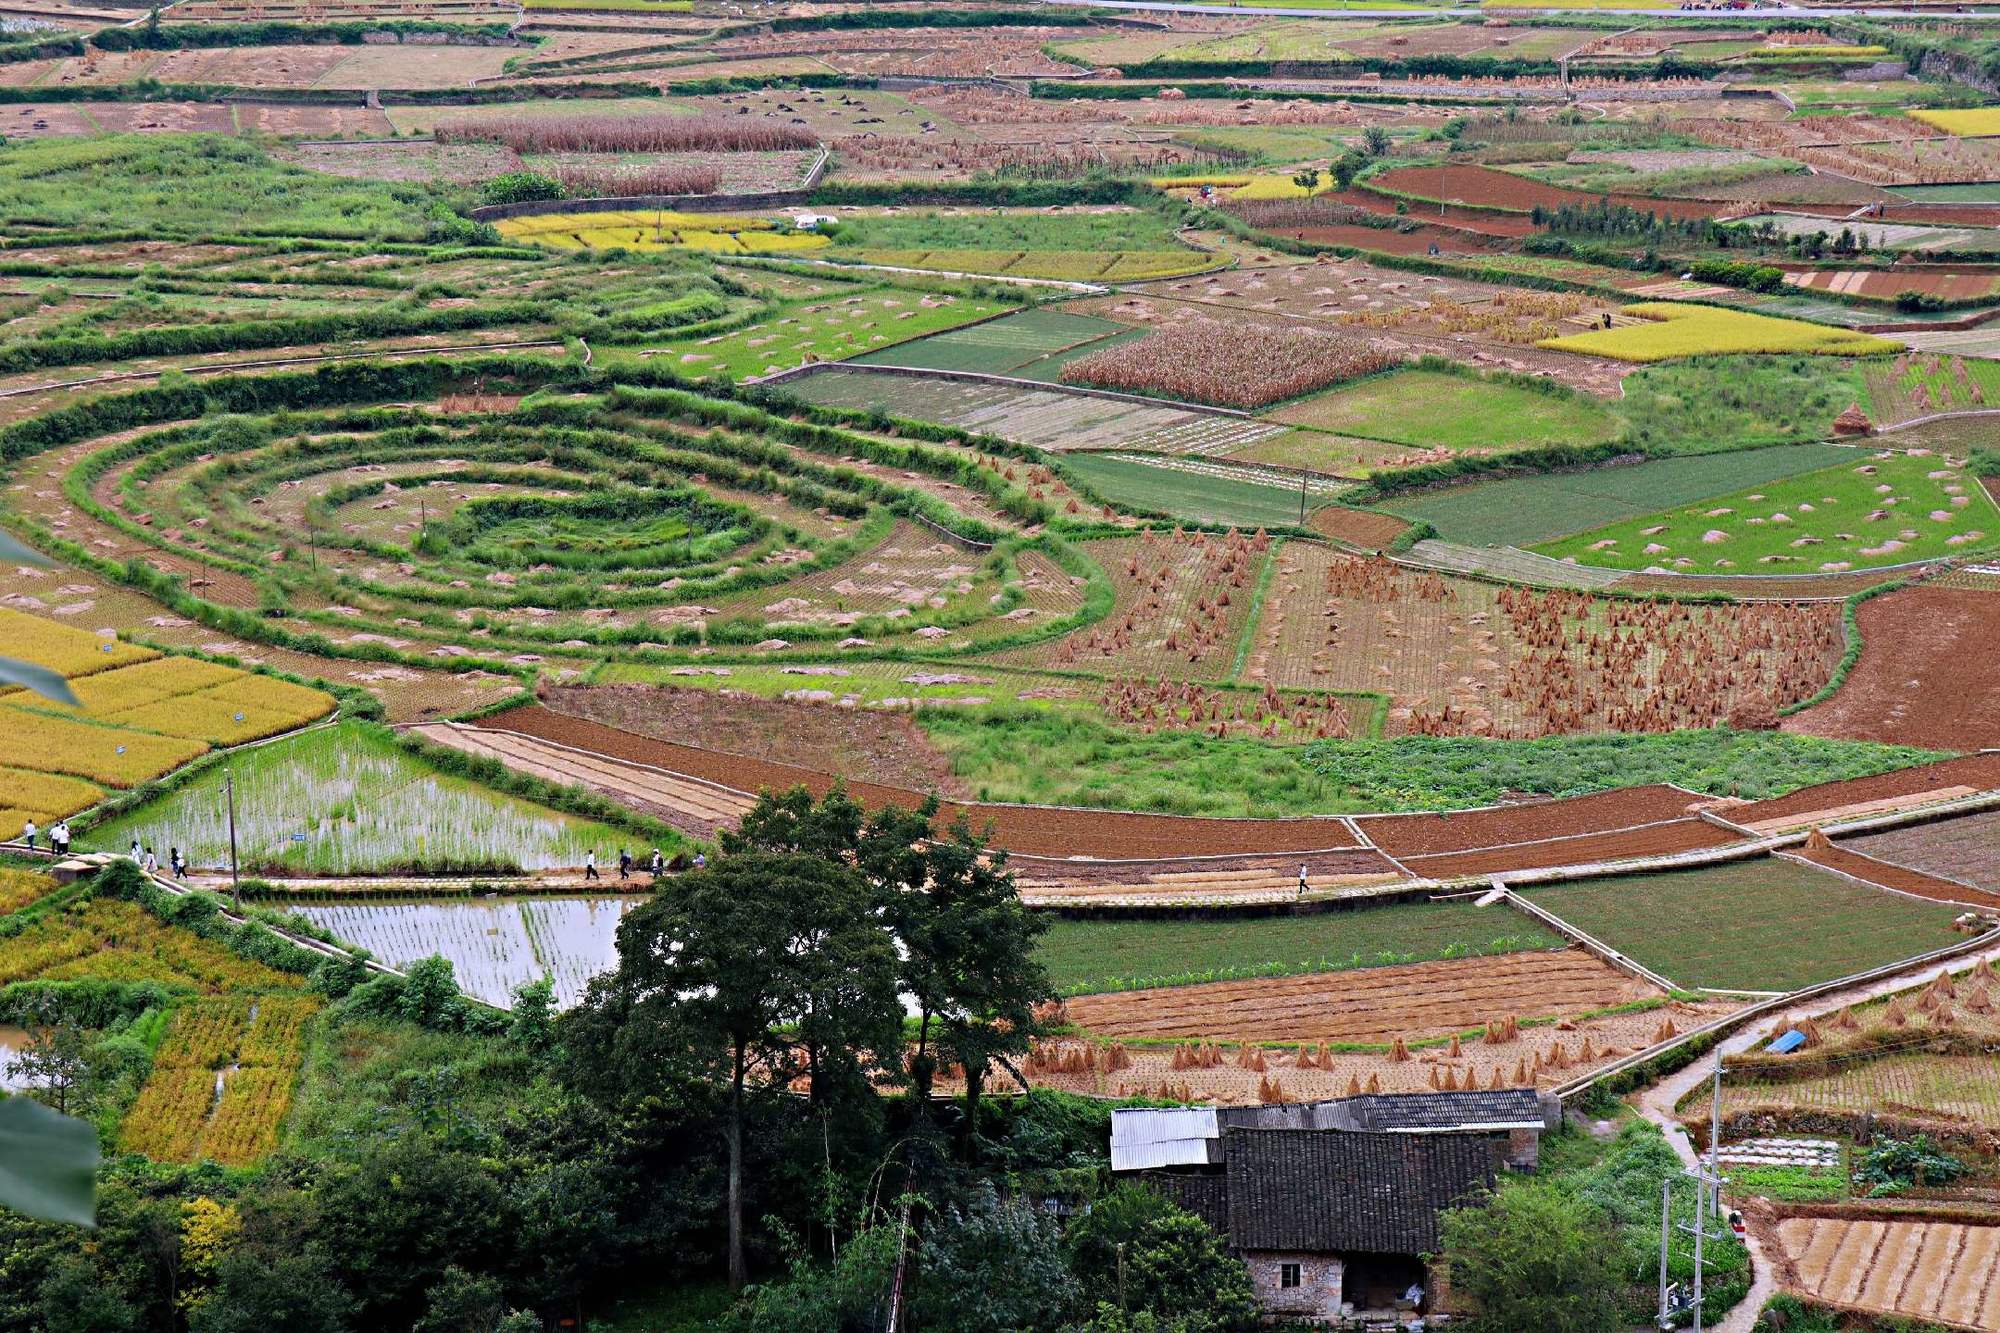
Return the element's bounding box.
[1767,1030,1807,1055]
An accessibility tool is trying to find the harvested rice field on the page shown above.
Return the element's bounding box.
[1785,585,2000,750]
[1771,1218,2000,1328]
[1238,546,1842,737]
[1061,946,1660,1044]
[1018,992,1735,1106]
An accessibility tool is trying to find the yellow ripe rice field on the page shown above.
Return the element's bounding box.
[1537,303,1902,363]
[0,703,209,787]
[0,606,156,678]
[0,867,58,915]
[0,898,303,992]
[0,611,334,804]
[122,993,320,1166]
[0,768,105,827]
[1908,107,2000,137]
[495,209,831,254]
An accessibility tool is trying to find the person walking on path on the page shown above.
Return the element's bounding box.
[170,847,185,880]
[20,819,35,852]
[618,849,633,882]
[143,847,158,876]
[584,849,600,883]
[129,838,142,864]
[51,821,68,858]
[693,851,707,870]
[649,848,664,880]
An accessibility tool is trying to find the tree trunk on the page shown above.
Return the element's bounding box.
[729,1037,748,1292]
[912,1010,935,1104]
[962,1062,983,1162]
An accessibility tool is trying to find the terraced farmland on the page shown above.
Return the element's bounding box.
[780,366,1289,455]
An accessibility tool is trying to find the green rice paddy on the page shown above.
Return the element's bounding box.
[1380,443,1853,548]
[1534,451,1999,572]
[1524,859,1962,992]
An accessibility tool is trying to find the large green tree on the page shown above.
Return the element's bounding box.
[562,850,900,1290]
[1436,1181,1621,1333]
[724,786,1052,1149]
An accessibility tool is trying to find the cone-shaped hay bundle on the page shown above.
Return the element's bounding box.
[1251,1050,1268,1073]
[1365,1073,1381,1094]
[1804,826,1833,852]
[1346,1073,1362,1097]
[1936,971,1958,999]
[1885,999,1908,1027]
[1798,1019,1823,1049]
[1390,1037,1411,1063]
[1833,1006,1860,1030]
[1514,1058,1530,1086]
[1316,1041,1331,1066]
[1108,1044,1132,1073]
[1428,1064,1442,1090]
[1489,1066,1506,1091]
[1655,1016,1678,1042]
[1578,1037,1597,1063]
[1236,1043,1257,1068]
[1441,1066,1459,1091]
[1448,1034,1463,1059]
[1296,1043,1317,1069]
[1968,984,1994,1015]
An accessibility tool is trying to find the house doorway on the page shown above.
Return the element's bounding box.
[1341,1253,1428,1314]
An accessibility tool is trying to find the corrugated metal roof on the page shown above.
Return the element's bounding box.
[1111,1107,1218,1171]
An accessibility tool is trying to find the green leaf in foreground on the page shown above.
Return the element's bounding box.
[0,1096,99,1227]
[0,656,79,709]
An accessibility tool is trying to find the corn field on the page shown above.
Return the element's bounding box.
[1059,317,1396,410]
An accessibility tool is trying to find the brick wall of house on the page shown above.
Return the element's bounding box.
[1244,1251,1345,1320]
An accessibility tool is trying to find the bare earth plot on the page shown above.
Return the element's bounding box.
[1848,808,2000,898]
[1785,585,2000,750]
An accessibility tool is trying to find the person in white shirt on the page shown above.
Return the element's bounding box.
[20,819,35,851]
[130,839,142,863]
[143,848,158,876]
[584,849,600,882]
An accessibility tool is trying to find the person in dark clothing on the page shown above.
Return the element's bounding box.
[170,847,185,879]
[618,849,633,882]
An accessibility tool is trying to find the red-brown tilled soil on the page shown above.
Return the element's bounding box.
[1063,947,1658,1043]
[1849,809,2000,898]
[541,682,966,797]
[1785,586,2000,751]
[1732,752,2000,828]
[1398,818,1744,881]
[1356,784,1706,860]
[1309,506,1414,551]
[483,704,1372,859]
[1793,843,2000,909]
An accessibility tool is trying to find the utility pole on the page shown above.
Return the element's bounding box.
[224,770,241,907]
[1298,473,1307,525]
[1710,1052,1725,1222]
[1656,1178,1672,1329]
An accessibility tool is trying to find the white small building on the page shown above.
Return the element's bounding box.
[793,212,838,231]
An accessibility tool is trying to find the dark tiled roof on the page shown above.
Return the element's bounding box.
[1144,1170,1230,1236]
[1338,1090,1545,1132]
[1224,1129,1497,1255]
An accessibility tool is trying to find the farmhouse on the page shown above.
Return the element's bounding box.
[1112,1091,1556,1324]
